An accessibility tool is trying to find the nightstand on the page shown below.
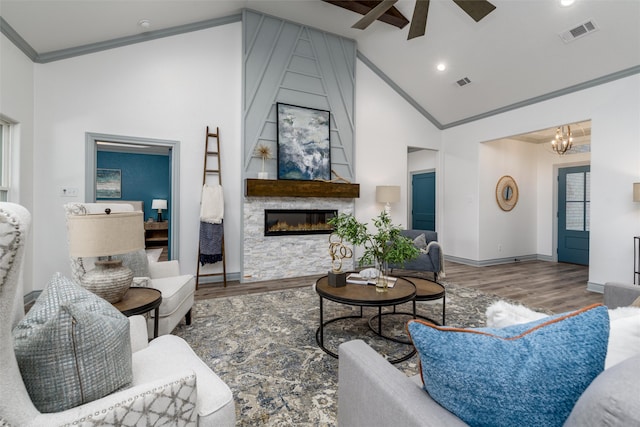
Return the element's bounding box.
[144,220,168,261]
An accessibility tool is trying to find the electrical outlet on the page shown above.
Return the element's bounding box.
[60,187,79,197]
[498,244,502,252]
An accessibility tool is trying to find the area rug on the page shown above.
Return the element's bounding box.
[173,281,532,426]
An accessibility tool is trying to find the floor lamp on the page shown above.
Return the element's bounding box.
[67,210,144,303]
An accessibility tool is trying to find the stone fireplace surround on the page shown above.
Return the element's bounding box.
[243,197,355,282]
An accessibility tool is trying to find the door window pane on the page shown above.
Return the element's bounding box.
[566,173,584,201]
[566,202,584,231]
[564,170,590,232]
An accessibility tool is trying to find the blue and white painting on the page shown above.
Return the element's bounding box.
[96,168,121,199]
[277,103,331,181]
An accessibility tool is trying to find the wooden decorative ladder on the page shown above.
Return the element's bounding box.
[196,126,227,288]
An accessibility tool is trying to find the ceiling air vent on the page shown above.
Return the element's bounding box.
[559,20,599,43]
[456,77,471,87]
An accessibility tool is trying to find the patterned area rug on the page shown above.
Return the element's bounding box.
[173,280,523,426]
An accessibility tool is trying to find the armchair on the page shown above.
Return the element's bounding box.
[0,202,235,426]
[390,229,444,281]
[64,203,195,336]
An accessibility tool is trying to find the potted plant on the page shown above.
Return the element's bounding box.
[327,211,419,292]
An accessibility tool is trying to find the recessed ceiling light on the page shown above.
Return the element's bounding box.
[560,0,575,6]
[138,19,151,30]
[436,63,446,71]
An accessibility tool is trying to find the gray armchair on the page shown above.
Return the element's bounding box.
[390,229,443,281]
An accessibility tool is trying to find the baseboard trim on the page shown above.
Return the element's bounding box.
[444,254,540,267]
[197,271,241,285]
[587,281,604,294]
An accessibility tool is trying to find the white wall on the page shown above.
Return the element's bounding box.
[443,74,640,287]
[478,139,538,261]
[32,24,242,290]
[1,33,35,293]
[354,59,441,234]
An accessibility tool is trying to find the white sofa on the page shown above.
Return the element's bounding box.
[0,202,236,426]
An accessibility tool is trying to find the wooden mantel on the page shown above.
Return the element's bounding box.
[245,179,359,198]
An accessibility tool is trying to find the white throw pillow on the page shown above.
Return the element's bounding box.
[485,300,548,328]
[486,301,640,370]
[606,307,640,369]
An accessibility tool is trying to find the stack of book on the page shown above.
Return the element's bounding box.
[346,273,397,288]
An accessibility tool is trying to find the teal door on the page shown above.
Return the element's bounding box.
[412,172,436,230]
[558,165,590,265]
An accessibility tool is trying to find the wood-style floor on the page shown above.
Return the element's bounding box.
[196,260,602,314]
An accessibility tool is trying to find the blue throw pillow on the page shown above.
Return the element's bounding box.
[407,304,609,427]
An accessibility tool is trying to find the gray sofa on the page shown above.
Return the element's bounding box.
[390,229,442,280]
[338,282,640,427]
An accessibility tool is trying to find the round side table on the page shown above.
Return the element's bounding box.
[113,287,162,338]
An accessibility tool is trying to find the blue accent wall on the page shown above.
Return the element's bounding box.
[97,151,171,223]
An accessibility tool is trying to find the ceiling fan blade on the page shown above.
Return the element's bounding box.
[452,0,496,22]
[352,0,399,30]
[408,0,430,40]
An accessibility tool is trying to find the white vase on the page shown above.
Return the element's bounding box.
[258,172,268,180]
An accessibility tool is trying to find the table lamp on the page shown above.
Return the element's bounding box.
[376,185,401,216]
[152,199,167,222]
[67,210,144,303]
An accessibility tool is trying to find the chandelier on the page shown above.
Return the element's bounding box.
[551,125,573,155]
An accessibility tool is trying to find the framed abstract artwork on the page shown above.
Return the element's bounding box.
[277,103,331,181]
[96,168,121,199]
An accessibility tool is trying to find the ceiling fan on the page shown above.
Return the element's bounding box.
[323,0,496,40]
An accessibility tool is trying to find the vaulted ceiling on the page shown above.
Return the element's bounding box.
[1,0,639,128]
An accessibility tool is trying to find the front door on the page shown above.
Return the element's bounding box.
[412,171,436,231]
[558,165,590,265]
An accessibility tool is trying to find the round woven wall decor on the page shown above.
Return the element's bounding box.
[496,175,519,212]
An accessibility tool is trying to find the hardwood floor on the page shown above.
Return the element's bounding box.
[195,260,602,314]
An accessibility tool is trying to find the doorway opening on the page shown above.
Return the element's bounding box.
[408,147,438,232]
[557,165,590,265]
[85,132,181,259]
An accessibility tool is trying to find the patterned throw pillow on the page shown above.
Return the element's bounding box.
[114,249,150,278]
[12,273,132,413]
[407,304,609,427]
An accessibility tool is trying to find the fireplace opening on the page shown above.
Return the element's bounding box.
[265,209,337,236]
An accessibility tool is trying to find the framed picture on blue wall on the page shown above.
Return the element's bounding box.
[277,103,331,181]
[96,168,121,199]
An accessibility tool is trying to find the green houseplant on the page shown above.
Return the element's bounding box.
[327,211,419,291]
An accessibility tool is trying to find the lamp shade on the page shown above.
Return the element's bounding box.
[376,186,401,204]
[67,211,144,258]
[634,183,640,202]
[152,199,167,210]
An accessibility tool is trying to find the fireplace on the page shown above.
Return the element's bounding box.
[264,209,337,236]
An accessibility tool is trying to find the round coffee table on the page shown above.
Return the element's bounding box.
[368,276,445,344]
[403,276,446,325]
[113,287,162,338]
[315,275,416,364]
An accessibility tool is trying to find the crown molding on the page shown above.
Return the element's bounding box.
[1,14,241,64]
